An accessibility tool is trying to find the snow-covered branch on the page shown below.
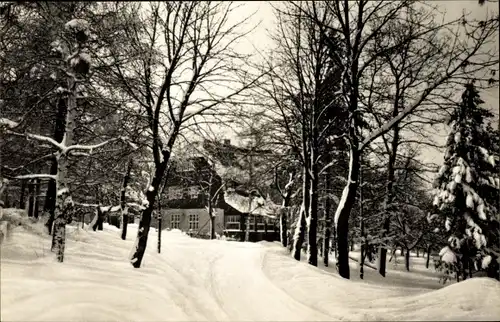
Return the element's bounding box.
[0,118,19,129]
[15,174,57,181]
[6,130,63,151]
[66,138,119,153]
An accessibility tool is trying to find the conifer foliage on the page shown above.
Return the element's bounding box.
[432,83,500,281]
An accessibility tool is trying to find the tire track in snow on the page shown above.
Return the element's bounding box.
[205,253,230,317]
[150,249,230,321]
[206,246,333,321]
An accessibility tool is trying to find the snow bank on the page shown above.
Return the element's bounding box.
[1,218,499,321]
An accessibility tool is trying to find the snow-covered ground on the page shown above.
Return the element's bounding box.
[1,211,499,321]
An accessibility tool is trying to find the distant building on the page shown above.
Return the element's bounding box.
[153,156,226,238]
[156,139,281,242]
[223,189,281,242]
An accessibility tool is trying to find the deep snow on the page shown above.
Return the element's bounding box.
[1,211,499,321]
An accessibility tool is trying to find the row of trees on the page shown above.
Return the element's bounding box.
[250,1,498,280]
[1,1,498,281]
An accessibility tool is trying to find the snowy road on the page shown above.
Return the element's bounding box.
[1,223,500,321]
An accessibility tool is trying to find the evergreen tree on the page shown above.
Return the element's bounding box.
[432,83,500,281]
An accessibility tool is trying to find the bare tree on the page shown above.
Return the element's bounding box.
[257,2,348,266]
[99,2,264,267]
[297,0,498,279]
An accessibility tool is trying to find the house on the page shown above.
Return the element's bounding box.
[156,139,282,242]
[153,156,226,238]
[202,139,282,242]
[223,189,281,242]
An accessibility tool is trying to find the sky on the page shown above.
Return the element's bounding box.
[225,1,499,174]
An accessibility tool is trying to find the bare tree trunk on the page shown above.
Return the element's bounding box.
[52,76,77,263]
[157,203,162,253]
[292,207,307,260]
[377,126,400,278]
[323,168,332,267]
[280,209,288,247]
[208,195,215,240]
[426,245,431,268]
[93,207,104,231]
[335,146,361,279]
[279,171,294,247]
[293,165,310,260]
[19,180,26,209]
[416,248,419,257]
[359,166,365,279]
[33,179,40,219]
[120,158,132,240]
[28,180,34,217]
[307,165,318,266]
[244,198,252,242]
[332,225,337,261]
[389,247,396,263]
[44,97,67,235]
[405,247,410,271]
[130,147,171,268]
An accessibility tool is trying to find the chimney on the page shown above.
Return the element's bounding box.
[224,139,230,145]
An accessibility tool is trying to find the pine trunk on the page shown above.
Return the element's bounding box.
[44,97,67,235]
[335,146,360,279]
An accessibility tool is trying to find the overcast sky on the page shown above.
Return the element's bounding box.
[225,1,499,174]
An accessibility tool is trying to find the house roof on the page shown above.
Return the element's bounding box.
[224,190,281,219]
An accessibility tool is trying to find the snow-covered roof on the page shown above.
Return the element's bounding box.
[224,190,280,219]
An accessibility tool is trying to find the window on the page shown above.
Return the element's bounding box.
[189,214,199,230]
[225,215,240,230]
[171,214,180,229]
[168,186,183,200]
[256,216,265,231]
[188,186,199,199]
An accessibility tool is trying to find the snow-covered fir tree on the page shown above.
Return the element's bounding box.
[432,83,500,281]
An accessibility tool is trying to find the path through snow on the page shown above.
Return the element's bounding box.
[1,221,499,321]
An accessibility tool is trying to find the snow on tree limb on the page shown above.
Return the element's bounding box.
[65,138,120,153]
[15,174,57,181]
[0,118,19,129]
[6,130,64,151]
